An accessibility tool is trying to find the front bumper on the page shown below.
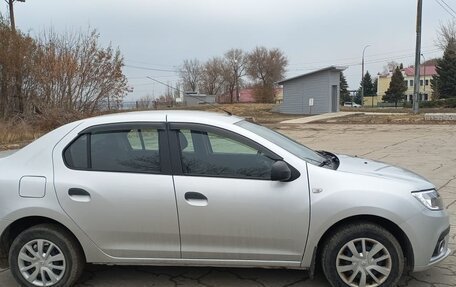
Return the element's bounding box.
[414,226,451,272]
[400,208,451,272]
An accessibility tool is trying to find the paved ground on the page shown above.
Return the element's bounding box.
[1,124,455,286]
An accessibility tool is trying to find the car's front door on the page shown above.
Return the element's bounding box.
[53,123,180,259]
[169,123,310,263]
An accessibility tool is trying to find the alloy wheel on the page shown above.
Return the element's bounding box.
[17,239,66,286]
[336,238,392,287]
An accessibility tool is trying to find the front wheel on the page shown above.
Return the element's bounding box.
[321,222,404,287]
[9,224,85,287]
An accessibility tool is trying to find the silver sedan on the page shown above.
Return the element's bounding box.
[0,111,450,287]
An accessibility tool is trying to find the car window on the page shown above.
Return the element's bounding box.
[127,129,159,151]
[179,129,195,152]
[208,133,257,154]
[64,134,88,169]
[236,120,325,166]
[64,127,161,173]
[178,128,274,180]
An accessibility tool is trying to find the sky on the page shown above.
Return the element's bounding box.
[3,0,454,101]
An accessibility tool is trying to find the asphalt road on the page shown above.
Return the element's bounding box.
[1,124,455,286]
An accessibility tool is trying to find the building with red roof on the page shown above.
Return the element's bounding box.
[373,65,437,106]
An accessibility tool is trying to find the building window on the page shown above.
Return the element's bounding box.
[409,95,413,102]
[404,80,408,87]
[425,79,429,86]
[409,80,414,86]
[420,80,423,86]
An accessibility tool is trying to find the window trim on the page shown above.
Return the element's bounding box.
[62,122,171,175]
[168,122,299,181]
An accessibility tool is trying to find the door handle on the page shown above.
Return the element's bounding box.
[68,188,91,202]
[184,192,208,207]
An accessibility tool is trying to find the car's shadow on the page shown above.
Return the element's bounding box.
[76,264,332,287]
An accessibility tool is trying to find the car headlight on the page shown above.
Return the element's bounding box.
[412,189,444,210]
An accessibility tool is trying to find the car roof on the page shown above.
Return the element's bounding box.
[84,110,244,126]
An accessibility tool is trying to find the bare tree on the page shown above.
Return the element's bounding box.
[246,47,287,102]
[0,18,37,117]
[247,46,287,86]
[32,28,128,114]
[0,21,129,119]
[200,57,225,95]
[223,48,246,103]
[436,20,456,51]
[382,61,401,74]
[179,59,202,92]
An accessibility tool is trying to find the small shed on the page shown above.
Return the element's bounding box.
[278,66,347,114]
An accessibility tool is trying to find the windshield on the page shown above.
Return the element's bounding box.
[236,120,326,166]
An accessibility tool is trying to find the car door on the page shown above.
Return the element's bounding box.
[169,123,310,263]
[53,123,180,259]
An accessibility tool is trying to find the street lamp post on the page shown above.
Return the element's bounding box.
[421,54,426,97]
[361,45,371,107]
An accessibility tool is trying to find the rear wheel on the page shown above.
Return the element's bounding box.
[321,222,404,287]
[9,224,85,287]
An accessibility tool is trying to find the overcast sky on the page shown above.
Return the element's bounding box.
[3,0,453,100]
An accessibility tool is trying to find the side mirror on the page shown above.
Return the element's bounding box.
[271,160,291,181]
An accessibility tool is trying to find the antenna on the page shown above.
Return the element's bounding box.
[146,76,232,116]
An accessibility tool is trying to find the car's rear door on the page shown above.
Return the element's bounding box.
[169,123,310,263]
[53,122,180,259]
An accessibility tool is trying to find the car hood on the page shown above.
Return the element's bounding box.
[336,154,433,188]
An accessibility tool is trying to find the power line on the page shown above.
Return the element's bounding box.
[288,45,436,66]
[288,48,442,71]
[146,76,177,90]
[439,0,456,16]
[434,0,456,18]
[124,64,178,73]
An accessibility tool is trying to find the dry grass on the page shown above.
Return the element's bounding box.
[0,109,88,150]
[0,120,43,150]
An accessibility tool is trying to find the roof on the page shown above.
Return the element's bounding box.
[94,110,242,125]
[278,66,347,84]
[403,65,437,77]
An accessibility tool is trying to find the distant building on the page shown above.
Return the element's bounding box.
[184,92,216,106]
[370,65,437,106]
[278,66,347,114]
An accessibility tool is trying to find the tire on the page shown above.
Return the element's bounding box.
[8,224,85,287]
[321,222,404,287]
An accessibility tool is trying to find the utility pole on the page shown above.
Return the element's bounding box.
[361,45,370,107]
[413,0,422,113]
[6,0,25,32]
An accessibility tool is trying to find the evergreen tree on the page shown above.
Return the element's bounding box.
[431,39,456,99]
[361,71,375,97]
[339,72,350,104]
[383,67,407,107]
